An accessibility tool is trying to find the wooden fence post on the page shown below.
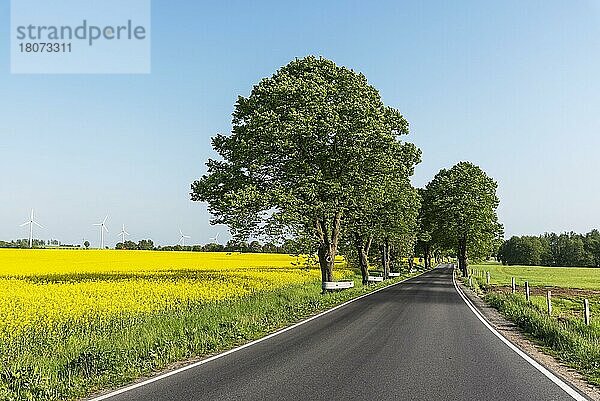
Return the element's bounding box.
[547,291,552,315]
[584,299,590,325]
[525,281,530,301]
[511,277,516,294]
[486,271,490,285]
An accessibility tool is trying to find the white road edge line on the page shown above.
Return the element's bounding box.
[88,271,426,401]
[452,266,589,401]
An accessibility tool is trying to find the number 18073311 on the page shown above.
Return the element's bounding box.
[19,42,72,53]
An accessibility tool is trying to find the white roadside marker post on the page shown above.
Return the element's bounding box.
[511,277,516,294]
[584,299,590,325]
[547,291,552,316]
[469,275,472,287]
[525,281,530,301]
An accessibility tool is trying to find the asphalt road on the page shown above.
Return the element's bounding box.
[104,265,584,401]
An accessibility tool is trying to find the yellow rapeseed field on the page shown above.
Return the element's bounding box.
[0,249,350,335]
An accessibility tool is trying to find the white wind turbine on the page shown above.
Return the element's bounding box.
[179,229,190,246]
[209,232,220,244]
[20,209,43,248]
[117,224,129,244]
[93,215,109,249]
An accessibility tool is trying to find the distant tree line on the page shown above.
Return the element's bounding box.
[0,239,81,249]
[115,239,155,250]
[0,239,46,248]
[113,238,307,254]
[154,239,302,254]
[498,230,600,267]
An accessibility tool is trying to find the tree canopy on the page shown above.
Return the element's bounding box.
[191,56,420,284]
[424,162,503,275]
[499,230,600,267]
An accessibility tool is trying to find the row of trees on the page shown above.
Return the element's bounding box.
[154,239,302,253]
[1,238,309,253]
[0,239,45,248]
[192,56,423,285]
[498,230,600,267]
[115,239,155,251]
[191,56,503,286]
[0,239,77,249]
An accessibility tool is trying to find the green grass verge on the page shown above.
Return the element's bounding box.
[462,264,600,386]
[0,271,418,401]
[484,292,600,385]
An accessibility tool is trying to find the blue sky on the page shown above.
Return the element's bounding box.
[1,0,599,247]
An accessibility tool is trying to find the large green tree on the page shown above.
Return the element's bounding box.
[191,56,415,284]
[425,162,503,276]
[414,188,435,269]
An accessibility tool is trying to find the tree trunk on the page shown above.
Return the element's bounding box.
[381,238,390,279]
[388,244,396,273]
[385,240,391,278]
[458,237,468,276]
[380,244,385,278]
[424,243,431,270]
[317,244,334,282]
[354,233,372,285]
[315,213,342,292]
[408,254,415,273]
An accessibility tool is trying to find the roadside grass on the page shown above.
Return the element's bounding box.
[463,263,600,386]
[484,292,600,385]
[0,270,417,401]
